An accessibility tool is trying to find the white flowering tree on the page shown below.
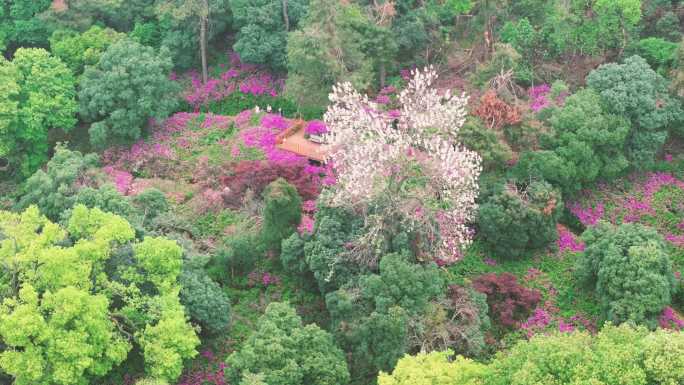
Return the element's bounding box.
[322,67,482,265]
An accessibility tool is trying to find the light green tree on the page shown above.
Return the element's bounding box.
[378,350,487,385]
[0,205,199,384]
[49,26,125,74]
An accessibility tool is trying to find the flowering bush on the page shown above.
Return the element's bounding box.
[182,52,284,109]
[568,172,684,250]
[659,306,684,330]
[556,224,585,253]
[323,67,482,264]
[304,120,328,136]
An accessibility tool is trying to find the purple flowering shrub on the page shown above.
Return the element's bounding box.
[177,349,227,385]
[527,82,569,113]
[181,51,284,109]
[520,268,596,338]
[568,172,684,252]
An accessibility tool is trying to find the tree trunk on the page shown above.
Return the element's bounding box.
[282,0,289,31]
[200,0,209,84]
[379,62,386,89]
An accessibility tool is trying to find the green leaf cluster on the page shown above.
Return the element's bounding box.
[226,302,350,385]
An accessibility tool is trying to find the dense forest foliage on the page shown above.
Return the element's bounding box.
[1,0,684,384]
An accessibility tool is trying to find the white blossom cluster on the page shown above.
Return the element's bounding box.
[322,67,482,263]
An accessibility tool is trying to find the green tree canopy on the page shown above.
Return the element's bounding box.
[49,25,125,74]
[378,350,487,385]
[226,302,350,385]
[79,38,180,148]
[0,205,199,384]
[513,89,630,193]
[0,0,53,51]
[0,48,77,177]
[231,0,307,71]
[576,222,676,326]
[286,0,374,107]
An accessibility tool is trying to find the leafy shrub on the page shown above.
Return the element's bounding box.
[472,273,541,328]
[408,284,491,357]
[446,285,491,357]
[635,37,678,71]
[131,188,169,226]
[210,233,261,283]
[378,350,487,385]
[360,253,444,316]
[478,180,562,258]
[17,145,100,220]
[135,379,169,385]
[195,92,299,117]
[79,39,180,148]
[458,117,513,171]
[230,0,307,71]
[471,44,528,87]
[500,17,539,62]
[576,222,676,326]
[283,205,366,293]
[261,178,302,251]
[286,0,375,108]
[70,184,138,225]
[225,302,350,385]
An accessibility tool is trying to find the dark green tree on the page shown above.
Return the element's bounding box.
[261,178,302,251]
[576,222,676,326]
[478,180,563,258]
[0,0,53,52]
[231,0,307,71]
[226,302,350,385]
[513,89,630,193]
[79,39,180,148]
[586,55,683,164]
[286,0,374,107]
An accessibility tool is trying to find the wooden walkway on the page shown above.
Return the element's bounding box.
[276,120,327,162]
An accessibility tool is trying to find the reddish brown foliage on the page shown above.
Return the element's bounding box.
[473,91,522,129]
[473,272,541,328]
[219,160,321,206]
